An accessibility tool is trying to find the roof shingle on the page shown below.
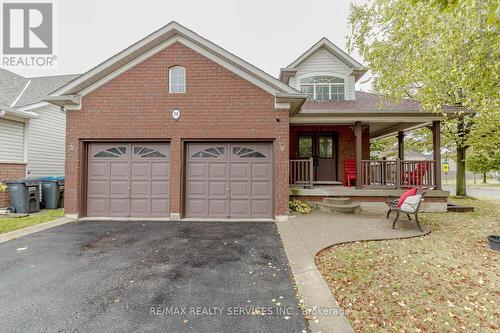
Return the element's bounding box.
[0,69,79,108]
[300,91,458,113]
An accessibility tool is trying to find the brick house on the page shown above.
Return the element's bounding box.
[47,22,456,220]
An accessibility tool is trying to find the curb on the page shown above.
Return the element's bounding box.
[0,217,76,243]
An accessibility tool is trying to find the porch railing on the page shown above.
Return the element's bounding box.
[290,159,436,189]
[289,158,314,188]
[361,160,435,189]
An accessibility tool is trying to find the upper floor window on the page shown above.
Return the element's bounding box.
[169,66,185,93]
[300,76,345,101]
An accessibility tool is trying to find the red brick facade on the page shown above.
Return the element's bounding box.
[0,163,27,207]
[289,125,370,184]
[65,42,289,217]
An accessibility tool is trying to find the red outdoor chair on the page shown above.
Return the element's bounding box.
[343,159,357,187]
[403,162,428,186]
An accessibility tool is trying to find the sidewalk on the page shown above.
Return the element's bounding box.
[277,211,429,333]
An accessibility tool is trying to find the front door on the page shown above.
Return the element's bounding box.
[298,134,337,183]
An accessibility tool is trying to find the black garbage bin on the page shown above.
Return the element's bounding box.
[5,178,41,214]
[40,176,64,209]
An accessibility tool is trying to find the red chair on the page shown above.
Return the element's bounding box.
[403,162,428,186]
[343,159,357,187]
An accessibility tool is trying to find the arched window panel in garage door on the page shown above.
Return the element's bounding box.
[191,146,225,158]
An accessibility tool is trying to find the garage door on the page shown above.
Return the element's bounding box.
[87,143,170,217]
[185,143,273,218]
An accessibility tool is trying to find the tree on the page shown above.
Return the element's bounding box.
[467,148,497,182]
[466,116,500,182]
[348,0,500,196]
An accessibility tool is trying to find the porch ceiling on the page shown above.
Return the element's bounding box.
[289,116,433,139]
[368,122,430,139]
[289,109,464,139]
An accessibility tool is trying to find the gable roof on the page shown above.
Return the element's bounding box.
[47,21,306,109]
[15,74,79,107]
[0,69,78,109]
[0,68,29,106]
[284,38,367,82]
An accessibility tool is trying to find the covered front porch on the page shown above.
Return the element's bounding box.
[288,108,448,212]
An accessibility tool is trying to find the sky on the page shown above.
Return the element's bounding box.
[2,0,371,90]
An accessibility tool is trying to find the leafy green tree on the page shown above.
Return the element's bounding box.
[348,0,500,196]
[466,116,500,182]
[467,149,497,182]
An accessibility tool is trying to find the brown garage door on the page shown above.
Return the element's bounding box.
[185,143,273,218]
[87,143,170,217]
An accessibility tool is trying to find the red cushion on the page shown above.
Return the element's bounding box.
[398,188,417,207]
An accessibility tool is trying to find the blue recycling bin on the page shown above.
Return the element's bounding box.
[40,176,65,209]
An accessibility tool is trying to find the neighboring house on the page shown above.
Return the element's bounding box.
[46,22,464,219]
[372,150,479,181]
[0,69,78,207]
[371,150,432,161]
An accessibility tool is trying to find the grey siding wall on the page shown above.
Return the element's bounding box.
[27,104,65,177]
[0,118,25,163]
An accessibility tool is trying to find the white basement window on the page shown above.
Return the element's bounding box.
[169,66,186,93]
[300,76,345,101]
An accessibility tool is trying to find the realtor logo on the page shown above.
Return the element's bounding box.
[2,2,53,54]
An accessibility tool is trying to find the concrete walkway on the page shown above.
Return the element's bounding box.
[277,211,430,333]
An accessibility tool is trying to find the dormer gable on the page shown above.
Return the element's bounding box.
[281,38,367,101]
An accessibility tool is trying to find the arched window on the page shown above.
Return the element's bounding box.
[300,76,345,101]
[169,66,185,93]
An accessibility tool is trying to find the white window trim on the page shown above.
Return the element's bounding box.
[168,65,186,94]
[295,72,349,102]
[298,72,346,102]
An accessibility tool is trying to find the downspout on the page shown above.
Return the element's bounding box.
[24,119,30,176]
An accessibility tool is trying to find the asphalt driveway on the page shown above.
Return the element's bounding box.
[0,221,307,333]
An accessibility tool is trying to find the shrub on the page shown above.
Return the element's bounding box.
[289,199,311,214]
[0,183,7,192]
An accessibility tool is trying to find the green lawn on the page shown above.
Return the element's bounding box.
[0,209,65,234]
[316,198,500,332]
[443,178,500,188]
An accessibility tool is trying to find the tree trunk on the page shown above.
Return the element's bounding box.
[483,172,487,183]
[455,117,468,197]
[456,145,467,196]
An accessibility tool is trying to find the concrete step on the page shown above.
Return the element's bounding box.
[323,197,351,205]
[313,202,361,214]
